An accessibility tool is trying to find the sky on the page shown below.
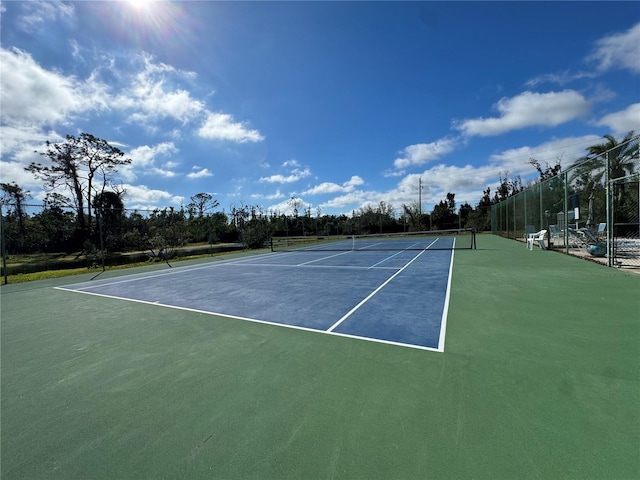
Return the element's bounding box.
[1,1,639,217]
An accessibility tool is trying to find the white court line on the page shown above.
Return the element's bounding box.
[326,242,436,332]
[59,247,403,292]
[367,241,426,268]
[436,238,456,352]
[297,250,353,266]
[58,250,284,291]
[231,262,398,271]
[53,287,441,352]
[55,240,453,352]
[355,242,383,250]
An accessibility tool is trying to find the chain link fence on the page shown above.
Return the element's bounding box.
[492,134,639,269]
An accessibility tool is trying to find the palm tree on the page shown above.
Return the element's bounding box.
[567,132,638,229]
[587,131,638,182]
[569,132,637,199]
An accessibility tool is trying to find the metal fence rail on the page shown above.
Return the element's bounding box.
[491,134,639,269]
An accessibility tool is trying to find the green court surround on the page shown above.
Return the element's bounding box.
[1,234,638,479]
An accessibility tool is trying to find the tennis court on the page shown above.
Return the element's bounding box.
[2,234,638,479]
[56,233,461,351]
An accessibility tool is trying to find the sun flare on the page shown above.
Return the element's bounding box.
[127,0,151,9]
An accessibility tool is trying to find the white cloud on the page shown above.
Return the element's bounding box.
[0,48,266,202]
[187,167,213,179]
[17,0,74,32]
[0,126,65,189]
[260,168,312,184]
[312,134,611,216]
[525,70,596,88]
[0,125,58,159]
[129,142,178,166]
[586,22,640,73]
[454,90,591,137]
[595,103,640,132]
[302,175,364,195]
[489,135,601,177]
[260,161,312,184]
[0,47,108,127]
[393,137,458,169]
[266,197,312,216]
[198,112,264,143]
[123,142,180,181]
[527,22,640,87]
[121,184,184,207]
[114,58,205,125]
[251,189,286,200]
[383,169,406,178]
[0,160,41,189]
[417,164,502,196]
[283,159,300,168]
[90,53,262,144]
[319,191,372,210]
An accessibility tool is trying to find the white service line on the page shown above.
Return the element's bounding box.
[367,241,426,268]
[56,251,285,291]
[230,262,398,270]
[355,242,383,250]
[326,246,430,332]
[297,250,353,266]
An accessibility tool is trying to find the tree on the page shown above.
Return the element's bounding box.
[187,193,220,243]
[458,202,474,228]
[147,207,186,261]
[431,193,457,230]
[93,191,126,251]
[586,131,637,182]
[27,133,131,240]
[0,182,30,233]
[529,158,562,181]
[188,193,218,218]
[570,131,638,217]
[467,187,492,232]
[242,212,271,249]
[586,132,639,229]
[31,204,76,253]
[402,203,428,231]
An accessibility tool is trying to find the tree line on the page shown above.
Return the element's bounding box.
[1,131,636,259]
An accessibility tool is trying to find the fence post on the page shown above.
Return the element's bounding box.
[1,203,7,285]
[563,172,568,255]
[605,152,612,267]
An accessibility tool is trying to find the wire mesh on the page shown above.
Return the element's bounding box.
[492,134,639,269]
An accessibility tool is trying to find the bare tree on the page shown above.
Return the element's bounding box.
[27,133,131,238]
[188,192,219,217]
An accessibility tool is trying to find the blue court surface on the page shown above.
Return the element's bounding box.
[56,244,456,351]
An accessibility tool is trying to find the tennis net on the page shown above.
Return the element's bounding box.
[270,228,476,252]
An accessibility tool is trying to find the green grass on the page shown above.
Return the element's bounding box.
[1,235,638,479]
[1,248,262,284]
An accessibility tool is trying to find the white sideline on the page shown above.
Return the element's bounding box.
[326,239,437,332]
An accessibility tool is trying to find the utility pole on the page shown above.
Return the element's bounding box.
[418,177,423,215]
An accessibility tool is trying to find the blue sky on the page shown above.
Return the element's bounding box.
[1,1,639,216]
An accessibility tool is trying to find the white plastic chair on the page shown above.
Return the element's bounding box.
[526,230,547,250]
